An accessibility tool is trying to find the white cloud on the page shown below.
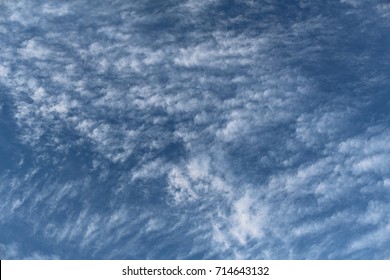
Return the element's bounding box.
[0,243,20,259]
[293,210,356,236]
[187,155,210,181]
[131,159,169,181]
[168,167,198,203]
[229,193,267,245]
[296,110,353,148]
[353,154,390,174]
[19,40,51,59]
[340,0,364,7]
[358,200,389,225]
[181,0,219,13]
[144,218,165,233]
[376,3,390,19]
[174,33,265,68]
[348,223,390,252]
[42,3,69,16]
[0,242,60,259]
[0,64,8,77]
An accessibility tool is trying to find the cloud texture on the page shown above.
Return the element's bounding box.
[0,0,390,259]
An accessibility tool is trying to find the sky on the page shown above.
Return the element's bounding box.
[0,0,390,259]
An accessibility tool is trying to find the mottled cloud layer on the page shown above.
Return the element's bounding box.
[0,0,390,259]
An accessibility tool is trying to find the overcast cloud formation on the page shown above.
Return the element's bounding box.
[0,0,390,259]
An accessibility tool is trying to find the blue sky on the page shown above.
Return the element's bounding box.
[0,0,390,259]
